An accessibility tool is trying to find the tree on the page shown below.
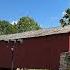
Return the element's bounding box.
[17,16,41,32]
[0,16,41,35]
[0,20,11,35]
[0,20,17,35]
[60,8,70,27]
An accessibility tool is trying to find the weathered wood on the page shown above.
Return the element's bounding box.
[59,52,70,70]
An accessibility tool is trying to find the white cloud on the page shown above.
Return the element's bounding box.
[11,21,18,25]
[62,11,66,16]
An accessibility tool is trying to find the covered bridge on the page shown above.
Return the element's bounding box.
[0,25,70,70]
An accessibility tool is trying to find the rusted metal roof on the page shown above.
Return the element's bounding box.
[0,25,70,40]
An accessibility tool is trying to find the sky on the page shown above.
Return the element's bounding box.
[0,0,70,28]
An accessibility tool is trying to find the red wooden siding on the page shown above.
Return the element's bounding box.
[0,33,69,70]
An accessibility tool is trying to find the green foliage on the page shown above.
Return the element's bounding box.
[0,20,18,35]
[17,16,41,32]
[0,16,41,35]
[60,8,70,27]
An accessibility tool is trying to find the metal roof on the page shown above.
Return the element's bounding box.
[0,25,70,41]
